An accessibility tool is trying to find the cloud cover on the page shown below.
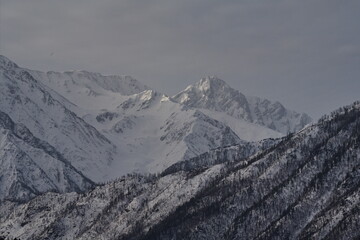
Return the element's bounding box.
[1,0,359,118]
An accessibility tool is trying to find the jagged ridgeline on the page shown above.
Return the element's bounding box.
[0,55,311,203]
[1,101,359,240]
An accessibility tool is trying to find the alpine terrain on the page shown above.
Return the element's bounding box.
[0,55,312,202]
[6,55,360,240]
[0,98,359,239]
[0,0,357,239]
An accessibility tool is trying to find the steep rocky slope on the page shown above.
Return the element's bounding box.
[141,102,360,240]
[0,56,116,185]
[0,101,358,240]
[0,111,94,202]
[173,76,312,134]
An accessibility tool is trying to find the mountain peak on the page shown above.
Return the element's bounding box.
[199,75,227,85]
[174,76,239,100]
[175,76,233,105]
[192,76,230,93]
[173,76,312,134]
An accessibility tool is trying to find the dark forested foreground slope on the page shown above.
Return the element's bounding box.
[1,102,359,240]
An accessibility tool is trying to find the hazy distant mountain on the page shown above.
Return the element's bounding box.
[173,76,312,134]
[1,101,358,240]
[0,55,310,202]
[28,70,150,111]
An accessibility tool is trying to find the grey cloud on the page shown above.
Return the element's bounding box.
[1,0,360,118]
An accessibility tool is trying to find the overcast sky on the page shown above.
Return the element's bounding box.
[1,0,359,119]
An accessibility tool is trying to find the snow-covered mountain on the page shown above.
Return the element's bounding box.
[0,55,311,202]
[1,101,358,240]
[0,111,94,202]
[24,60,288,175]
[84,89,248,174]
[0,56,117,186]
[173,76,312,134]
[28,70,149,111]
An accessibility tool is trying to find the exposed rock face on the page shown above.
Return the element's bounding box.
[173,76,312,134]
[1,102,358,240]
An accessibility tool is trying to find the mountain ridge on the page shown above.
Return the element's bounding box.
[0,55,311,202]
[0,101,358,240]
[0,55,117,184]
[173,76,312,134]
[0,110,95,202]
